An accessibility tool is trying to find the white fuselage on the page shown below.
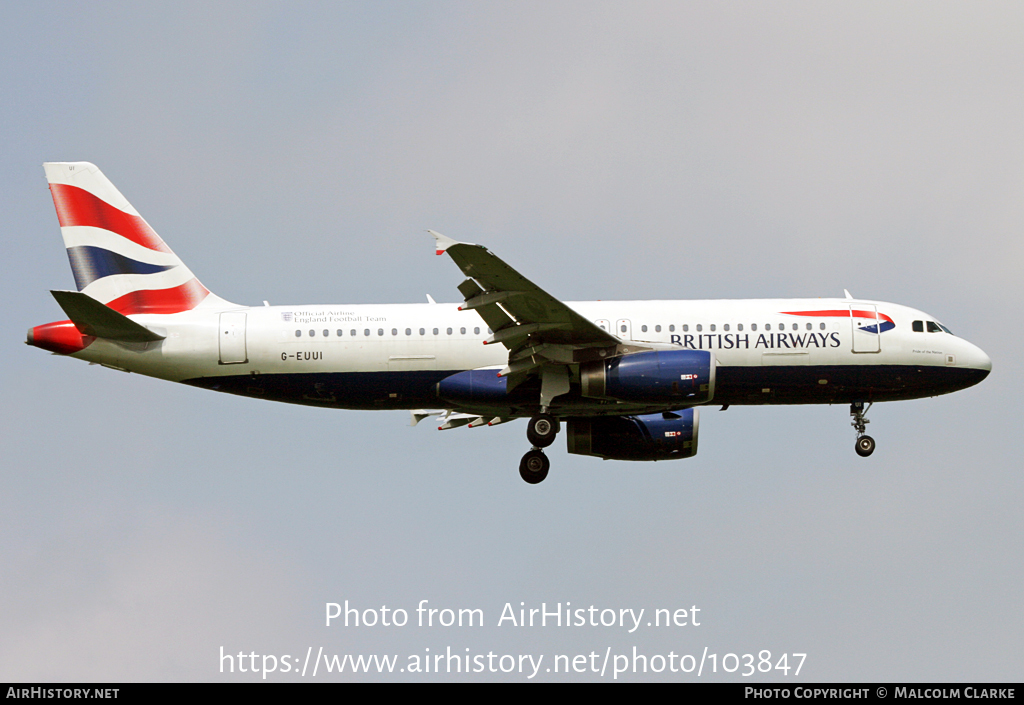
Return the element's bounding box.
[66,296,991,415]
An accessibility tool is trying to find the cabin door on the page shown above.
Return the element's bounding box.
[850,305,880,353]
[219,312,248,364]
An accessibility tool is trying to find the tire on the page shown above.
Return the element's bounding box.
[519,450,550,484]
[526,414,558,448]
[855,435,876,457]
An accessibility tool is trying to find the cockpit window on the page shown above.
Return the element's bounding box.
[938,323,953,335]
[927,321,942,333]
[913,320,924,332]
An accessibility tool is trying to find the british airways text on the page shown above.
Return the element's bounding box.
[670,332,841,350]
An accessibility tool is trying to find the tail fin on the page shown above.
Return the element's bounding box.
[43,162,229,315]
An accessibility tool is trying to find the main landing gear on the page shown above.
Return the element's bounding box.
[851,402,876,457]
[520,413,559,484]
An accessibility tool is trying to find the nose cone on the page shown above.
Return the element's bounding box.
[965,343,992,374]
[957,341,991,389]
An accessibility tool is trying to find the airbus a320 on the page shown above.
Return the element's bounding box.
[27,163,991,483]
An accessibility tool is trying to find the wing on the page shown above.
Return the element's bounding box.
[429,231,648,396]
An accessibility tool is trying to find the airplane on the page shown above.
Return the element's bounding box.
[27,162,992,484]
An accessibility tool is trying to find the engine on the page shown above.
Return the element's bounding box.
[566,409,700,461]
[580,349,715,404]
[437,368,509,404]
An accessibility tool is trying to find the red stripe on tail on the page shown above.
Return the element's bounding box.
[103,278,210,315]
[49,183,171,253]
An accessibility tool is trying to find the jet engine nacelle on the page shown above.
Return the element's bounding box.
[580,349,715,404]
[437,368,509,404]
[566,409,699,461]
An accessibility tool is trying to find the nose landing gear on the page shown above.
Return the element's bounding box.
[520,413,559,484]
[851,402,875,457]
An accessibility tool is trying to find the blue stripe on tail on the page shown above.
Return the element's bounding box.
[66,246,176,291]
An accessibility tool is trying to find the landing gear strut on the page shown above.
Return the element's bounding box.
[520,413,560,484]
[851,402,875,457]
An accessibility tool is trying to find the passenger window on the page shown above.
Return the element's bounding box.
[405,328,411,335]
[913,321,924,332]
[620,325,627,333]
[641,325,648,333]
[683,325,688,332]
[350,329,356,337]
[323,329,329,337]
[927,321,942,333]
[337,329,343,336]
[378,329,384,336]
[364,329,370,336]
[392,328,397,336]
[737,324,743,331]
[696,324,702,332]
[433,328,439,335]
[419,328,425,335]
[295,330,301,337]
[669,325,675,332]
[806,323,812,331]
[475,327,480,335]
[765,324,771,331]
[792,323,798,331]
[819,323,825,330]
[723,324,730,332]
[710,324,716,332]
[655,325,662,333]
[751,324,757,331]
[309,330,315,337]
[446,327,452,335]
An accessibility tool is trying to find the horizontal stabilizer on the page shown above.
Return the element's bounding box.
[50,290,165,342]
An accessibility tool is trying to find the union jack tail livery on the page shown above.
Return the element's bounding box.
[43,162,228,314]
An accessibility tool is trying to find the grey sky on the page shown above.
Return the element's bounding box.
[2,2,1021,681]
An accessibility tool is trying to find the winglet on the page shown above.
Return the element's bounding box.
[428,230,460,256]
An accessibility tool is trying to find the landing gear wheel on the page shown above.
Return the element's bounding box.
[855,435,876,457]
[526,414,558,448]
[850,402,875,457]
[519,450,550,484]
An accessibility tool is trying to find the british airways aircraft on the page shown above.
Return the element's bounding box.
[28,162,991,483]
